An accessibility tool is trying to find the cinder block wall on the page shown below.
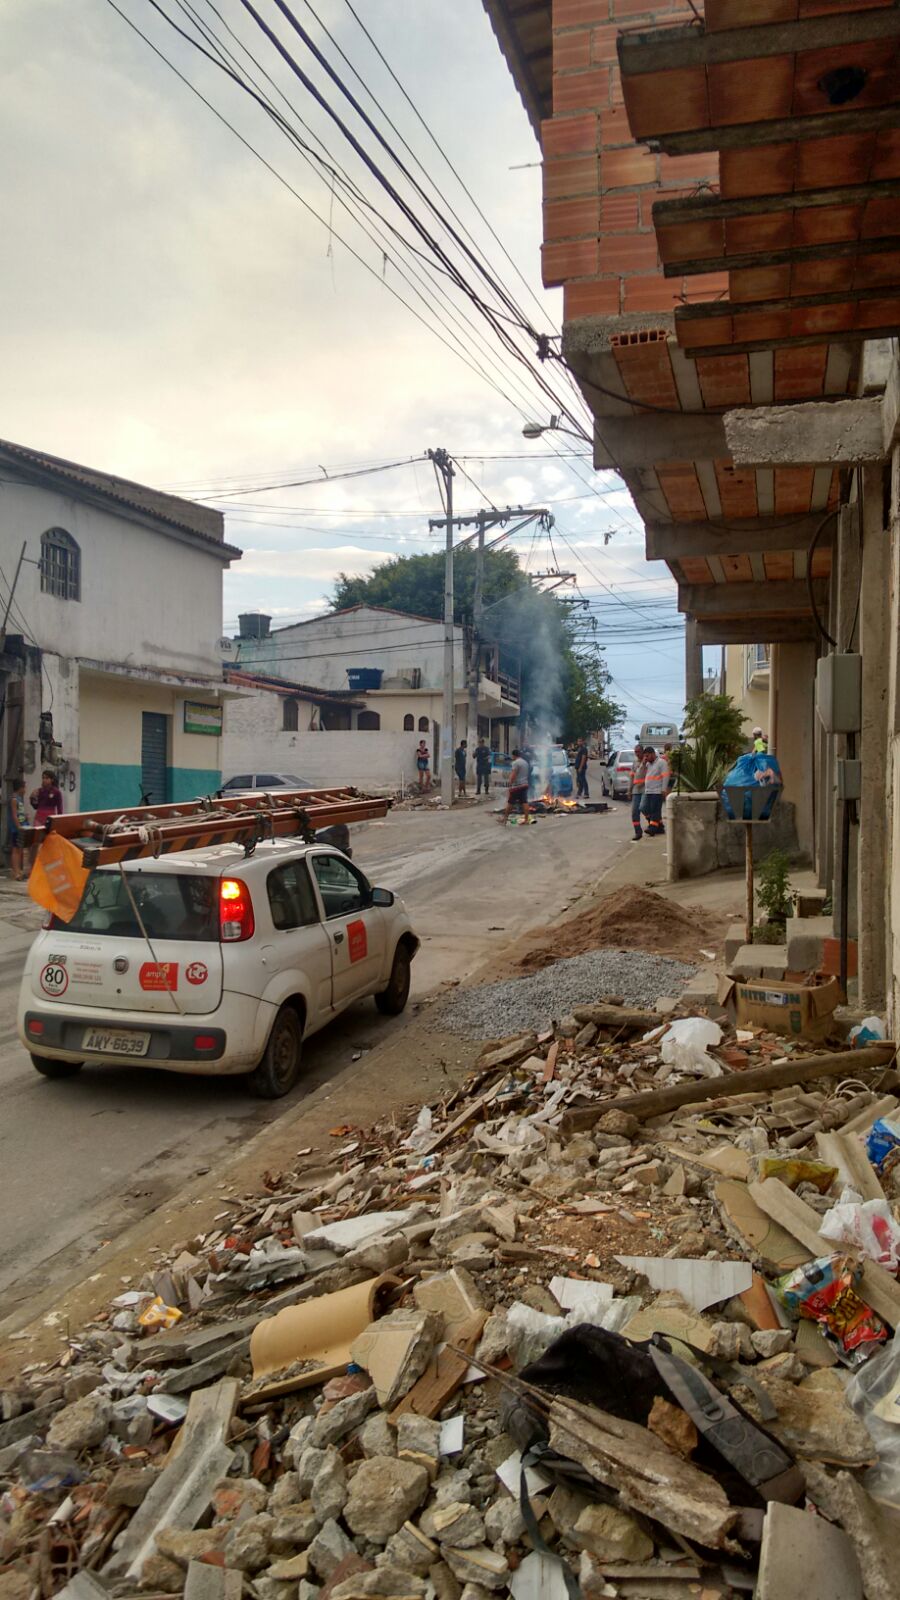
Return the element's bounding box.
[542,0,727,321]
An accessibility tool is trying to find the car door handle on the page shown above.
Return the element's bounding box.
[333,931,344,944]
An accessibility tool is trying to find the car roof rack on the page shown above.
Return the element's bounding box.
[25,788,390,868]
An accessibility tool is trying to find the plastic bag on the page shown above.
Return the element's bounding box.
[720,752,783,821]
[775,1253,887,1366]
[865,1117,900,1174]
[847,1326,900,1506]
[849,1016,887,1048]
[819,1195,900,1271]
[403,1106,434,1152]
[660,1017,723,1078]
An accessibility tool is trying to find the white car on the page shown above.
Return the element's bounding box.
[18,841,418,1098]
[600,750,635,800]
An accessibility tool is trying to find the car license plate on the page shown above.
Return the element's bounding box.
[82,1028,151,1057]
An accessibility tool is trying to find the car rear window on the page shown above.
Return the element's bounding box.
[52,871,219,941]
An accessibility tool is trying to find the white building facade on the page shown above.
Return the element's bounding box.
[0,438,240,813]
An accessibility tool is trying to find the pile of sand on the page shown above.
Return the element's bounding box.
[516,885,718,971]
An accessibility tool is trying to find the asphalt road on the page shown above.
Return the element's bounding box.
[0,769,627,1318]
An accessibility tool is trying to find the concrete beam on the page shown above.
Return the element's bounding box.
[724,399,885,468]
[662,234,900,282]
[679,579,826,618]
[594,413,726,470]
[655,179,900,229]
[685,616,703,702]
[648,104,900,159]
[618,9,900,75]
[694,617,818,646]
[647,516,832,561]
[675,326,900,360]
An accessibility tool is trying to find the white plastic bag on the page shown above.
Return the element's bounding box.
[820,1194,900,1271]
[660,1017,723,1078]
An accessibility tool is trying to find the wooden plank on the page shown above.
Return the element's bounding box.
[815,1131,885,1203]
[560,1044,894,1137]
[650,104,900,159]
[678,578,824,617]
[749,1178,900,1328]
[654,178,900,229]
[618,9,900,75]
[418,1078,508,1157]
[662,234,900,281]
[647,516,830,560]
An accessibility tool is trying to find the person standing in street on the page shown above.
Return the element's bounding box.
[574,737,590,799]
[474,738,491,797]
[630,742,647,840]
[416,739,432,792]
[454,739,468,798]
[641,747,667,838]
[30,767,63,866]
[8,779,27,880]
[502,748,531,824]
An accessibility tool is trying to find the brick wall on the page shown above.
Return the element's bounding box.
[542,0,727,321]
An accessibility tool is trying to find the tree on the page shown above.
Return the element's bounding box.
[682,692,747,762]
[330,549,623,740]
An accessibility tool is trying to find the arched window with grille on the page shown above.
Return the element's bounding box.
[418,716,429,732]
[283,698,299,732]
[357,710,380,730]
[403,713,414,731]
[40,528,80,601]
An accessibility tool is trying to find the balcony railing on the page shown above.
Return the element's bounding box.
[746,643,770,687]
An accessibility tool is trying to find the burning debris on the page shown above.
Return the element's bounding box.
[2,1001,900,1600]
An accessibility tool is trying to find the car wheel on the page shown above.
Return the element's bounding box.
[375,944,412,1016]
[30,1054,83,1079]
[248,1005,303,1099]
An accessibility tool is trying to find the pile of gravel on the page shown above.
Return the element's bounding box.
[436,948,696,1040]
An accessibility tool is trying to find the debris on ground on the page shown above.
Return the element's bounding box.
[436,949,697,1038]
[2,984,900,1599]
[516,886,724,971]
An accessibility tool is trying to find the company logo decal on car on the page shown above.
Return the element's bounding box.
[139,962,179,991]
[347,920,368,963]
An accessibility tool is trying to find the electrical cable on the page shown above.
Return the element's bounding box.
[806,507,839,648]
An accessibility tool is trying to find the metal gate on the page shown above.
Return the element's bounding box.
[141,712,169,805]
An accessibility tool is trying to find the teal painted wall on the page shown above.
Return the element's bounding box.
[79,764,221,811]
[170,767,221,801]
[80,763,142,812]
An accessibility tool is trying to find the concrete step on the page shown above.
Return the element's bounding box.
[724,922,747,965]
[786,915,833,972]
[728,945,788,980]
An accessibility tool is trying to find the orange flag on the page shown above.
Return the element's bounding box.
[28,833,90,923]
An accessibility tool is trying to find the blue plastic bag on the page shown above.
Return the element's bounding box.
[866,1118,900,1172]
[720,752,783,821]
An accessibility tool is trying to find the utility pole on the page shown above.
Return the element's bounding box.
[466,513,486,783]
[428,449,455,806]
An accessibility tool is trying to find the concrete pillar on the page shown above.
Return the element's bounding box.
[858,464,891,1010]
[771,642,816,862]
[685,616,703,704]
[832,504,861,938]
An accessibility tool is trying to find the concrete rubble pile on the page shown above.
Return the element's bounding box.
[4,1001,900,1600]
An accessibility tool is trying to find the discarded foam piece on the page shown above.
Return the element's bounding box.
[250,1276,397,1399]
[351,1307,443,1409]
[547,1276,614,1312]
[614,1257,752,1312]
[757,1502,863,1600]
[104,1379,239,1580]
[304,1212,409,1254]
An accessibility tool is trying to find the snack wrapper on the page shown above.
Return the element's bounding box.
[137,1295,183,1332]
[776,1253,886,1366]
[866,1118,900,1174]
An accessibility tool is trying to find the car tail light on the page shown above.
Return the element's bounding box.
[193,1034,217,1051]
[220,878,254,942]
[27,1019,45,1036]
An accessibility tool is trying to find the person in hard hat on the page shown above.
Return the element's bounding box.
[752,727,768,754]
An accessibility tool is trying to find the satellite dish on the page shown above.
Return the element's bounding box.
[219,637,236,655]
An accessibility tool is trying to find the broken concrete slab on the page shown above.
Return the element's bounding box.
[343,1456,430,1543]
[304,1212,409,1254]
[103,1378,239,1581]
[757,1502,862,1600]
[729,945,788,980]
[736,1373,875,1469]
[614,1256,752,1312]
[413,1267,484,1339]
[54,1576,109,1600]
[804,1466,900,1600]
[351,1309,442,1409]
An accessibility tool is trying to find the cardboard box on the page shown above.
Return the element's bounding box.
[717,973,841,1040]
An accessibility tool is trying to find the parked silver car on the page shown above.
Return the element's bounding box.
[600,750,635,799]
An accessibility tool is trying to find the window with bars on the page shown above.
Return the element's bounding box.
[40,528,80,600]
[283,698,299,732]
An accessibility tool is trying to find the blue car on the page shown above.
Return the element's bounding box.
[531,745,573,798]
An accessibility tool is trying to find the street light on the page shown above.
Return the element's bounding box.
[522,415,592,444]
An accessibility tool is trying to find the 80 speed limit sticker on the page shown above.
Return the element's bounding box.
[40,962,69,997]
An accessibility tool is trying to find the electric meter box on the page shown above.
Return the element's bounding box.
[816,653,861,734]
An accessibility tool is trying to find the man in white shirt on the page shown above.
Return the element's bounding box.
[502,748,532,824]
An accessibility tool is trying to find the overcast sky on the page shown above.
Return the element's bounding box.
[1,0,687,732]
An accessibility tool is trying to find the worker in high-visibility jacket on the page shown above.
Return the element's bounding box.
[630,742,648,841]
[752,726,768,753]
[641,747,668,838]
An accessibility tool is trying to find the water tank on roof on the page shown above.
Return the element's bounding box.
[238,612,272,640]
[347,667,383,691]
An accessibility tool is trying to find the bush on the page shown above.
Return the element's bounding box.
[752,849,793,942]
[683,692,747,764]
[669,737,726,793]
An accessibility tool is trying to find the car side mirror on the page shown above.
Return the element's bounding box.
[370,887,394,907]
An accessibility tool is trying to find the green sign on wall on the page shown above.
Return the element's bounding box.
[183,700,223,736]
